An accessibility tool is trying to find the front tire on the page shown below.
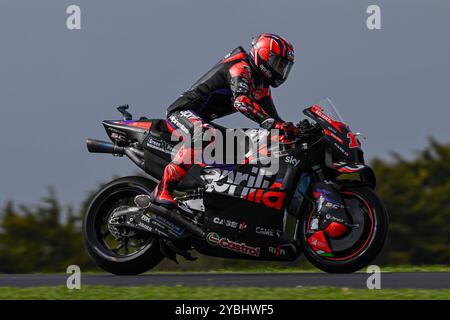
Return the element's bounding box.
[82,176,164,275]
[299,184,389,273]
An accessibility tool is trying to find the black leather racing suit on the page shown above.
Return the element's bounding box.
[153,46,286,207]
[167,46,283,125]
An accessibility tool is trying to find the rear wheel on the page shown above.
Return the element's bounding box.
[298,184,388,273]
[82,176,164,275]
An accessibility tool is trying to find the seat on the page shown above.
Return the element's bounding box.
[148,118,173,141]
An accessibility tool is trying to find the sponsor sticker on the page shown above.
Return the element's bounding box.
[212,217,247,230]
[206,232,260,257]
[146,137,174,154]
[255,227,282,238]
[201,168,285,210]
[285,156,300,167]
[268,245,286,257]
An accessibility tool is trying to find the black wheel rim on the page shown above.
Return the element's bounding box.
[91,186,157,260]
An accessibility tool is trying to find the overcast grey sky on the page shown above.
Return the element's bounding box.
[0,0,449,208]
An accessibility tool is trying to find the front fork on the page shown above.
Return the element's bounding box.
[306,165,356,254]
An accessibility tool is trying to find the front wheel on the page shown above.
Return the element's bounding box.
[298,184,388,273]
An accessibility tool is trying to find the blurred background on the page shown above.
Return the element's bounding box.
[0,0,448,272]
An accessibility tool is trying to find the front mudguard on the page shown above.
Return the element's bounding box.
[329,162,377,189]
[359,166,376,189]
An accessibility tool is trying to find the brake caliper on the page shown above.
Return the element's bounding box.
[307,181,350,256]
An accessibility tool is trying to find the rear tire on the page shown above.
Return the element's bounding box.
[82,176,164,275]
[299,184,388,273]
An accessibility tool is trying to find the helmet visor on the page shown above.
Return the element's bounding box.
[268,53,294,81]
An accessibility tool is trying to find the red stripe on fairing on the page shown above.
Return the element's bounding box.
[324,129,344,144]
[118,121,152,130]
[335,166,360,173]
[310,104,347,133]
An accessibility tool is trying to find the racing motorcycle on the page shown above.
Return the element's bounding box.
[82,98,388,274]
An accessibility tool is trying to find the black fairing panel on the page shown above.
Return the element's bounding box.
[142,121,175,179]
[202,191,284,242]
[102,120,150,146]
[303,107,360,164]
[194,157,300,260]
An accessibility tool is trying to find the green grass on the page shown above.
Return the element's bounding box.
[0,285,448,300]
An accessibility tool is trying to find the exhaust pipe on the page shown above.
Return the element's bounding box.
[86,138,145,169]
[86,139,124,155]
[124,148,145,169]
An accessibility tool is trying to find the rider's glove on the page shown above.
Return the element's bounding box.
[274,121,299,140]
[260,118,299,141]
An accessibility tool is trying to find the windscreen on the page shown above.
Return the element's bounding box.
[315,98,345,123]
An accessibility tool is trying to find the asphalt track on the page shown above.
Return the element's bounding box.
[0,272,449,289]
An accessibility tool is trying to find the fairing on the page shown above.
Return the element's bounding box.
[303,98,365,172]
[103,119,152,146]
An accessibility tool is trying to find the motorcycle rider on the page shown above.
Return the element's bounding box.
[135,33,298,209]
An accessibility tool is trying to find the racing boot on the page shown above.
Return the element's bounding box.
[135,163,187,210]
[134,143,194,210]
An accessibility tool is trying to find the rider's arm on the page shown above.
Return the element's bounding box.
[257,88,283,122]
[228,61,272,125]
